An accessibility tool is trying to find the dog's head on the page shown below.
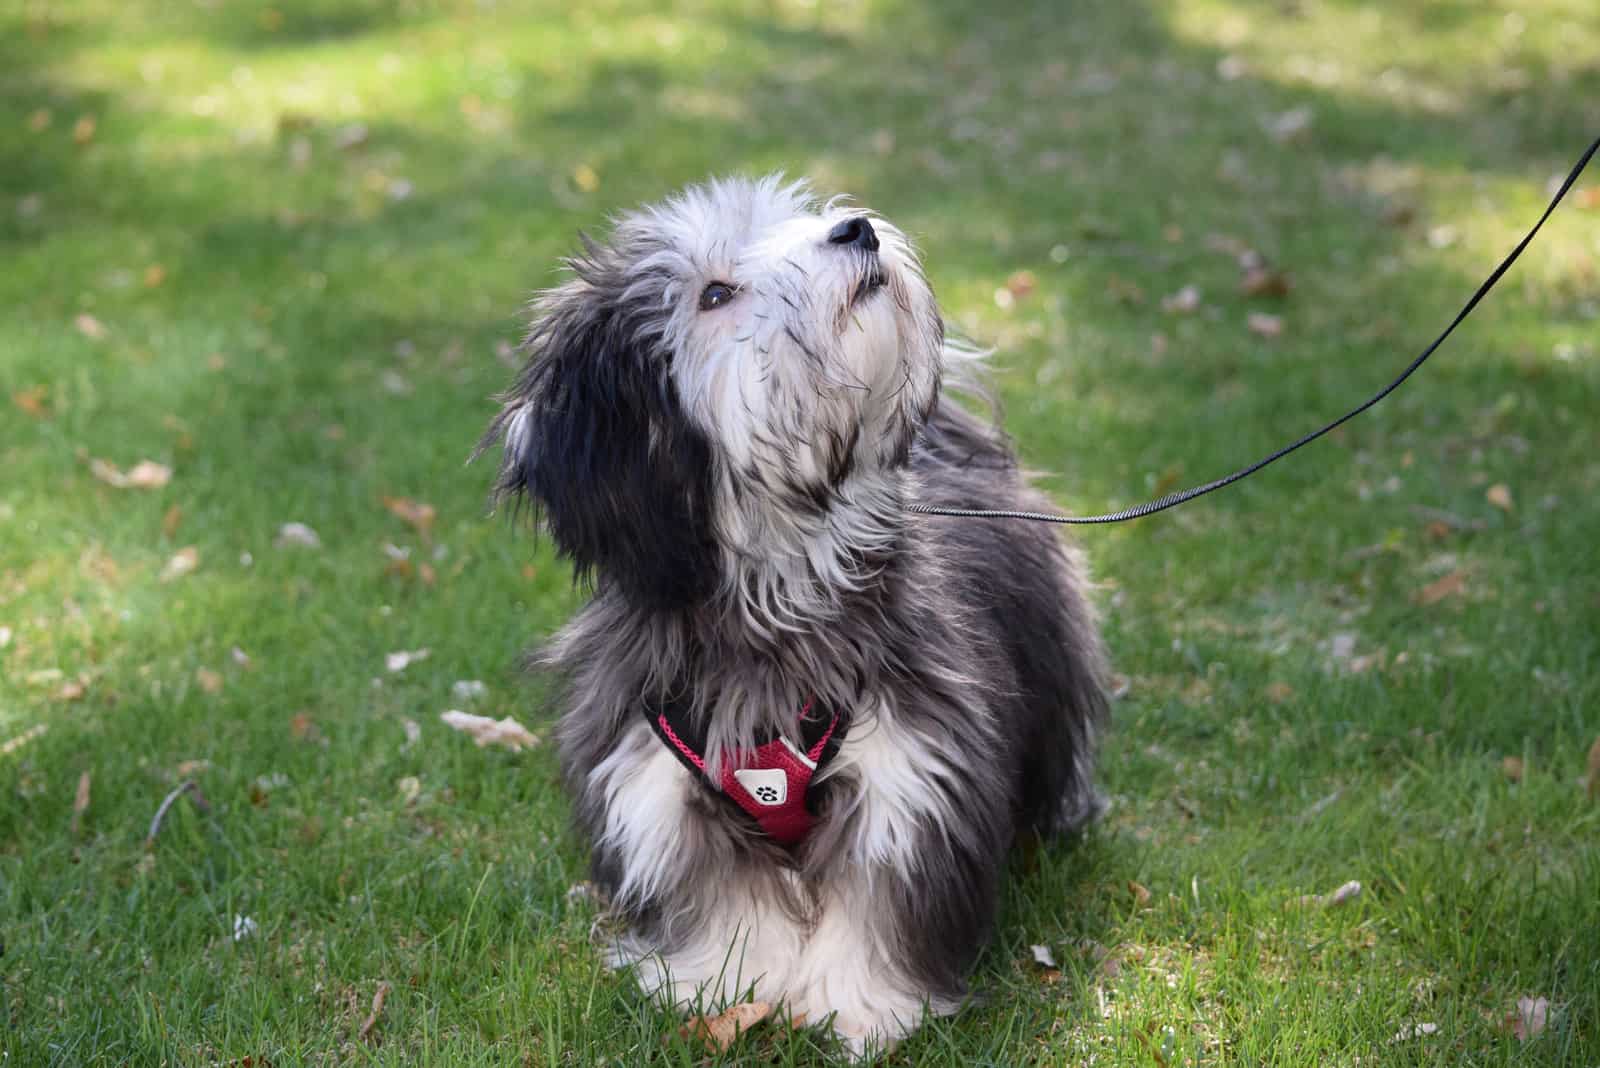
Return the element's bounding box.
[483,175,945,610]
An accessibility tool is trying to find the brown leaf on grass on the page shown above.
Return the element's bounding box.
[1265,681,1295,703]
[1161,284,1201,313]
[289,712,317,741]
[274,522,321,549]
[1247,312,1284,338]
[1486,483,1514,512]
[1501,756,1524,783]
[126,461,172,488]
[12,385,49,418]
[71,770,91,835]
[1501,996,1550,1041]
[1105,274,1146,305]
[1415,570,1466,606]
[1128,881,1153,907]
[91,458,171,490]
[143,264,167,288]
[162,505,183,539]
[1585,736,1600,801]
[27,108,52,132]
[679,1002,772,1052]
[74,313,106,339]
[2,724,48,756]
[72,115,97,145]
[382,496,436,540]
[160,547,199,582]
[1290,880,1362,909]
[57,676,88,702]
[439,710,541,751]
[385,648,430,673]
[1005,270,1037,299]
[1240,266,1292,298]
[358,981,392,1042]
[196,667,223,695]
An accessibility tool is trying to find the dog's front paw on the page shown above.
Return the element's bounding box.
[823,1010,907,1062]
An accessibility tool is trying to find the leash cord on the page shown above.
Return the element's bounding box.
[909,135,1600,524]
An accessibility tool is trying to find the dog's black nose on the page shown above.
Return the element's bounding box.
[827,216,880,252]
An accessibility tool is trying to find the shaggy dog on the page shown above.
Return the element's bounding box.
[481,176,1108,1055]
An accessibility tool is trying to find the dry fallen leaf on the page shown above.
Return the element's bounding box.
[1506,996,1549,1041]
[27,107,52,131]
[1161,284,1201,313]
[1247,312,1284,338]
[385,648,430,673]
[1240,266,1292,298]
[275,521,322,549]
[2,724,48,756]
[1324,880,1362,907]
[1291,880,1362,909]
[126,460,172,489]
[1265,681,1295,703]
[12,385,48,418]
[1128,881,1153,907]
[440,710,541,751]
[160,547,199,582]
[71,770,92,835]
[382,496,436,540]
[290,712,316,740]
[91,458,171,490]
[72,115,97,145]
[358,981,393,1042]
[162,504,184,539]
[74,313,107,340]
[1586,736,1600,801]
[143,264,167,288]
[680,1002,772,1052]
[1501,756,1524,783]
[1390,1022,1439,1043]
[1006,270,1038,299]
[1416,570,1467,606]
[196,667,223,695]
[1486,483,1514,512]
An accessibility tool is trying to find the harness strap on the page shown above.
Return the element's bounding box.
[645,696,848,847]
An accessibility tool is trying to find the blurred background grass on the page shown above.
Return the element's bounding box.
[2,1,1598,1064]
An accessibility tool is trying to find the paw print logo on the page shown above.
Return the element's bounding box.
[733,768,787,806]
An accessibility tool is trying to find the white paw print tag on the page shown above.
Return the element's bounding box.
[733,768,788,806]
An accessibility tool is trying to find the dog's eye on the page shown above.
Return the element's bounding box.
[699,282,737,311]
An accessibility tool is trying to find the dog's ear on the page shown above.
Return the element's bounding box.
[481,278,719,610]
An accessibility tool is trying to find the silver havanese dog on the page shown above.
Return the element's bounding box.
[481,175,1109,1056]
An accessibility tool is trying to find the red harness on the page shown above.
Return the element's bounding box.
[645,697,848,847]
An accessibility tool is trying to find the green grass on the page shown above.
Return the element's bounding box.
[3,0,1598,1063]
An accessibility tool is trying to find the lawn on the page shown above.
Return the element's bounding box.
[3,0,1598,1064]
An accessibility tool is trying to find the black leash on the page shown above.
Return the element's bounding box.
[910,135,1600,525]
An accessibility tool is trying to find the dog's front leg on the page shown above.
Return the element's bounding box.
[586,725,810,1011]
[792,709,1009,1057]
